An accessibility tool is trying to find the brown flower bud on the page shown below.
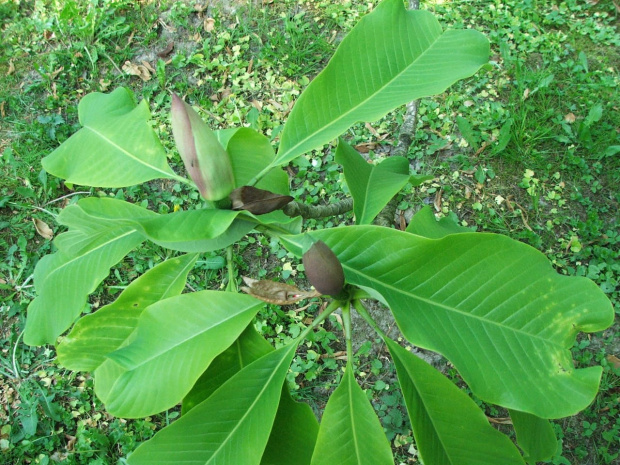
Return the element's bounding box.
[170,93,235,201]
[302,240,344,296]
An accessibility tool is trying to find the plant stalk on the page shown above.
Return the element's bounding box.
[297,299,342,341]
[351,299,388,341]
[225,245,237,292]
[342,304,354,370]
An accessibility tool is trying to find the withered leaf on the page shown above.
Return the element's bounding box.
[204,17,215,32]
[241,277,319,305]
[564,112,576,123]
[230,186,293,215]
[157,41,175,58]
[122,61,151,81]
[607,354,620,369]
[33,218,54,240]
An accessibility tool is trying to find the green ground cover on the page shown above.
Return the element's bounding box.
[0,0,618,464]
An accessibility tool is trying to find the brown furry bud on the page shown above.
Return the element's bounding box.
[302,240,344,296]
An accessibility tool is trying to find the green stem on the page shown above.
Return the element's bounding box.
[350,288,372,300]
[248,163,275,187]
[343,304,354,371]
[351,299,388,341]
[172,173,195,186]
[297,299,342,342]
[225,245,237,292]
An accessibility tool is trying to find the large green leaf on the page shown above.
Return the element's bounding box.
[227,128,290,195]
[134,208,252,252]
[127,343,297,465]
[182,324,273,414]
[509,409,557,463]
[23,199,156,346]
[95,291,263,417]
[386,339,524,465]
[183,325,319,465]
[76,197,256,252]
[310,364,393,465]
[281,227,614,418]
[275,0,490,165]
[42,87,179,186]
[335,139,410,224]
[57,254,198,371]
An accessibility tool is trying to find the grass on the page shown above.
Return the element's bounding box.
[1,0,618,464]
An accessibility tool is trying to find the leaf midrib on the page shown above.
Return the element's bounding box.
[114,303,260,370]
[205,346,294,464]
[45,229,138,282]
[345,260,555,345]
[85,125,175,179]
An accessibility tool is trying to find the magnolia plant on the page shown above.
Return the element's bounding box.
[24,1,614,464]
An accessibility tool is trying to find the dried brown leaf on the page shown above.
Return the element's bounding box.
[142,61,156,73]
[564,112,576,123]
[122,61,151,81]
[204,17,215,32]
[353,142,378,153]
[364,122,380,137]
[49,66,64,81]
[433,188,443,212]
[607,354,620,369]
[33,218,54,240]
[230,186,293,215]
[240,277,319,305]
[157,42,175,58]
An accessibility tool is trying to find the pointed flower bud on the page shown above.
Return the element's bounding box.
[302,240,345,296]
[170,93,235,201]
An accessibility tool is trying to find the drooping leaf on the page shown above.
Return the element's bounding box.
[95,291,263,417]
[281,226,614,418]
[182,325,319,465]
[74,197,255,253]
[509,409,557,463]
[276,0,490,165]
[23,199,157,346]
[134,208,253,252]
[127,344,298,465]
[335,139,410,225]
[406,205,473,238]
[386,339,524,465]
[57,254,198,371]
[310,364,393,465]
[42,87,178,187]
[240,209,303,237]
[182,324,273,414]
